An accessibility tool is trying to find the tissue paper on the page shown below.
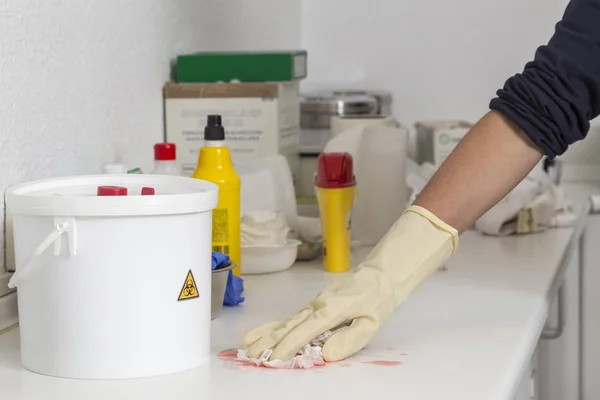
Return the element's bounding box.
[241,211,289,246]
[236,331,333,369]
[476,162,575,235]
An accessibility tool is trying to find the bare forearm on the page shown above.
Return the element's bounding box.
[413,111,543,233]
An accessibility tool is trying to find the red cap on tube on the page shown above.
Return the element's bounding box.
[154,143,176,161]
[97,186,128,196]
[315,152,356,189]
[141,187,155,195]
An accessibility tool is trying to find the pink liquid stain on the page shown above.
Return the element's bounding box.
[339,363,352,368]
[362,361,403,367]
[386,347,395,351]
[218,350,269,368]
[399,353,408,356]
[217,349,238,361]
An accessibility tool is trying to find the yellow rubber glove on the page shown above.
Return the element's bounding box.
[243,205,458,362]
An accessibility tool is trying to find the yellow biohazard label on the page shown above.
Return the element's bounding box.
[177,270,199,301]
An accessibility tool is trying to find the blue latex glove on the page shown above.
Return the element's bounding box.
[212,252,245,306]
[211,252,231,270]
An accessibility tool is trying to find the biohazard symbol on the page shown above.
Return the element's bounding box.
[177,270,199,301]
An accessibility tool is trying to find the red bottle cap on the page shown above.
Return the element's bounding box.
[141,187,155,195]
[154,143,176,161]
[97,186,128,196]
[315,152,356,189]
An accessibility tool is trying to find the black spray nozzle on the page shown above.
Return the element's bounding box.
[204,114,225,141]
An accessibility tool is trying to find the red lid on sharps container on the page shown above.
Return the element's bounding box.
[97,186,128,196]
[315,152,356,189]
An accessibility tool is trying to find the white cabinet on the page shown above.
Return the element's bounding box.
[514,347,539,400]
[538,240,581,400]
[583,219,600,400]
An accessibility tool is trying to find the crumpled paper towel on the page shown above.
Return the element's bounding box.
[236,331,333,369]
[476,161,575,235]
[241,211,290,246]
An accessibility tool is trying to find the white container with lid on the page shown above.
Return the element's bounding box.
[6,174,218,379]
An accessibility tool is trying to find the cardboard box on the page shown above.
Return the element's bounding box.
[164,82,300,177]
[415,120,472,166]
[176,51,307,83]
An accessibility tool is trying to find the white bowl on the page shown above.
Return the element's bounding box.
[241,239,302,275]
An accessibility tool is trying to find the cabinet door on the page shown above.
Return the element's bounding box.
[538,242,580,400]
[583,220,600,400]
[514,347,539,400]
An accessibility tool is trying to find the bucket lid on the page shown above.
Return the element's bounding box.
[6,175,218,217]
[315,152,356,189]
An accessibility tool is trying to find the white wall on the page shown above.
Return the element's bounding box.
[0,0,209,269]
[0,0,302,271]
[301,0,570,127]
[199,0,302,50]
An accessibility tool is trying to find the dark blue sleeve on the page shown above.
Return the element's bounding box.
[490,0,600,158]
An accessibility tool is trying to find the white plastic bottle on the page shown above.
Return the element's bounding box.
[152,143,180,176]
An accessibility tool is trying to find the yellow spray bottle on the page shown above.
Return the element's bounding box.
[315,152,356,273]
[192,115,241,275]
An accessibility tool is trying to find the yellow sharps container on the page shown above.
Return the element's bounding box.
[315,152,356,273]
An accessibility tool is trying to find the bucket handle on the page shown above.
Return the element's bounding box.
[8,217,78,289]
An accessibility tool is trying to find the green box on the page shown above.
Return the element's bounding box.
[176,50,307,83]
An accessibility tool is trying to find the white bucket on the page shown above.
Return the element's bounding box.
[6,174,218,379]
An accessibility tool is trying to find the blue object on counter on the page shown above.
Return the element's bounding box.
[212,252,230,270]
[212,252,245,306]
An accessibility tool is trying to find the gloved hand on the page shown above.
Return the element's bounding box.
[243,205,458,362]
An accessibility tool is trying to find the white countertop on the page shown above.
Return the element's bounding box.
[0,184,596,400]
